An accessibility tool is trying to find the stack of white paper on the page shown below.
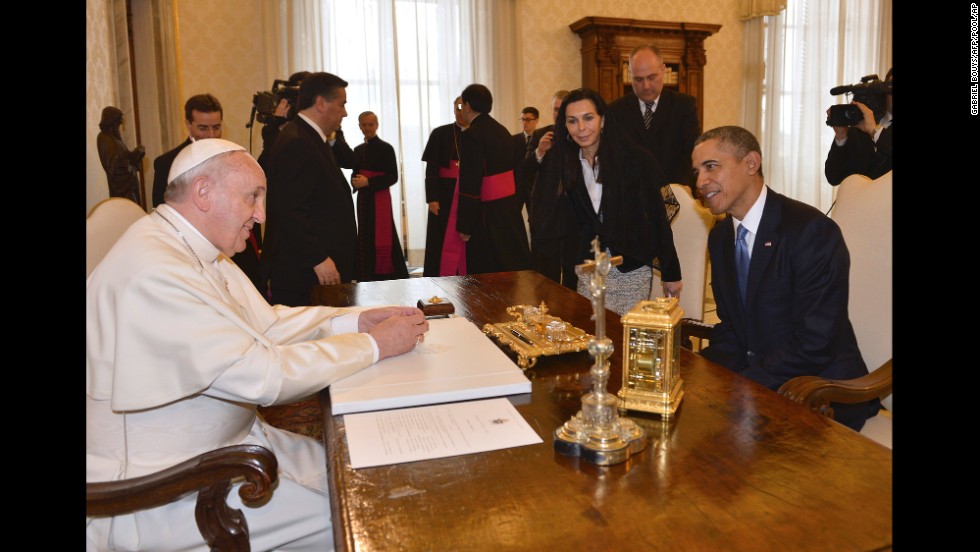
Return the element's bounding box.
[329,317,532,415]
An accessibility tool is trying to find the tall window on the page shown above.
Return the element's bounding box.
[263,0,519,266]
[750,0,891,212]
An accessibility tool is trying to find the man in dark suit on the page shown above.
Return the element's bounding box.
[511,106,538,208]
[692,125,879,432]
[523,89,577,289]
[607,45,700,194]
[525,90,569,166]
[151,94,223,208]
[451,84,531,275]
[825,67,892,186]
[261,72,358,306]
[152,94,265,295]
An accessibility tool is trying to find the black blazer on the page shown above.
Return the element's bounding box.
[261,117,358,291]
[520,124,555,199]
[607,89,700,189]
[510,132,533,207]
[151,138,192,208]
[563,139,681,281]
[824,124,892,185]
[700,188,878,429]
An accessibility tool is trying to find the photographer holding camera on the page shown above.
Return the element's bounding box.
[825,67,892,186]
[255,71,310,170]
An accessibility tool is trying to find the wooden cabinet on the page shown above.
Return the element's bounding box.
[569,17,721,130]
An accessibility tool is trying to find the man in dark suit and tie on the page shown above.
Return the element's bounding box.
[692,125,880,432]
[151,94,224,209]
[511,106,539,208]
[607,45,700,194]
[261,72,358,306]
[152,94,265,295]
[525,90,569,165]
[824,67,892,186]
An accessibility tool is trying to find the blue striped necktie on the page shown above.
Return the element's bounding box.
[735,224,750,305]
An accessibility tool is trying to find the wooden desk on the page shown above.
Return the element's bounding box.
[316,271,892,551]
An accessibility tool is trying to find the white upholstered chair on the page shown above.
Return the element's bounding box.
[652,183,716,332]
[779,171,893,448]
[831,170,893,445]
[86,197,148,277]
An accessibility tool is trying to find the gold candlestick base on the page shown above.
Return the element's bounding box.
[554,382,647,465]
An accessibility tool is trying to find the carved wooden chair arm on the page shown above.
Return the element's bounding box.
[680,318,714,349]
[777,359,893,419]
[86,444,279,552]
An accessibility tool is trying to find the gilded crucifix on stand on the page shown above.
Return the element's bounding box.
[554,238,646,465]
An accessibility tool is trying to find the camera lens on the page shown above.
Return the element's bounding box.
[826,104,864,127]
[843,105,862,121]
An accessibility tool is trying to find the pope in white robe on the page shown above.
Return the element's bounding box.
[87,139,426,551]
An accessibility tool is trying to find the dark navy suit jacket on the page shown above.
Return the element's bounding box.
[607,89,700,190]
[151,138,192,208]
[700,188,879,430]
[260,118,357,302]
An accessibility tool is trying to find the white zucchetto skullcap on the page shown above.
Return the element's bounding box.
[168,138,247,184]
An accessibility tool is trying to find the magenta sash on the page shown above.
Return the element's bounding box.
[359,170,394,274]
[438,165,460,179]
[439,176,467,275]
[438,170,517,276]
[480,170,516,201]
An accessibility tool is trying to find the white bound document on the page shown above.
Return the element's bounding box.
[329,317,532,415]
[345,397,543,469]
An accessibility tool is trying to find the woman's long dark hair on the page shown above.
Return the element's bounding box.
[544,88,664,269]
[550,88,631,196]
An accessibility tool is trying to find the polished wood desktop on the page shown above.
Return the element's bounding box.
[315,271,892,551]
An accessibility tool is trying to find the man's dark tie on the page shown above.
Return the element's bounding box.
[643,101,655,129]
[525,134,531,148]
[735,224,750,305]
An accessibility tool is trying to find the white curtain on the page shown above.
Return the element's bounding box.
[742,0,892,213]
[737,0,787,20]
[261,0,520,267]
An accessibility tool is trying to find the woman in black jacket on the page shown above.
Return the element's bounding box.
[530,87,682,315]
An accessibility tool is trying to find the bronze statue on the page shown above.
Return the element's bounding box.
[97,106,145,206]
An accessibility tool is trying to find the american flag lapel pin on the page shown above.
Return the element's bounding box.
[764,241,772,247]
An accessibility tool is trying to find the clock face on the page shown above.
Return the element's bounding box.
[626,327,666,392]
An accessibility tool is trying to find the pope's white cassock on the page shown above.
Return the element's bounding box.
[86,203,377,551]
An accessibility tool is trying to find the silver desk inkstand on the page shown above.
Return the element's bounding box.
[554,239,646,465]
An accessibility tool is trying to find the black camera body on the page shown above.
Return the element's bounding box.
[248,79,301,127]
[826,74,893,127]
